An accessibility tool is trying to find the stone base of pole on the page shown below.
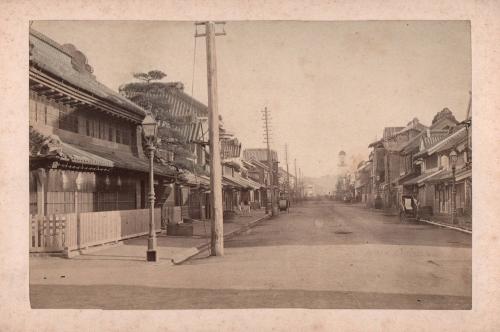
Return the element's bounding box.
[146,250,158,262]
[147,237,158,262]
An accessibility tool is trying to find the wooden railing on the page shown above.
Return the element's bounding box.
[30,208,161,254]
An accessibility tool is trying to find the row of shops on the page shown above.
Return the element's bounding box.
[28,28,277,233]
[355,107,472,226]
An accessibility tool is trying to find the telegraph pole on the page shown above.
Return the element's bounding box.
[285,144,290,203]
[299,167,302,199]
[196,21,226,256]
[294,158,298,202]
[262,107,276,216]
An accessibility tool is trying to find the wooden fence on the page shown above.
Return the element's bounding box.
[30,208,161,254]
[30,214,74,252]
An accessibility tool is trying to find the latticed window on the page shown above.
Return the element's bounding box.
[108,127,114,141]
[116,129,121,144]
[121,129,131,145]
[59,106,78,133]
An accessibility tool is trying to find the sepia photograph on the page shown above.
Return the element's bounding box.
[27,20,472,310]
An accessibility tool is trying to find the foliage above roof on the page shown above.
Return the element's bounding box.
[432,108,458,125]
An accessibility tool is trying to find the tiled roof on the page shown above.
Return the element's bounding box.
[119,83,209,118]
[243,149,278,162]
[383,127,405,139]
[77,143,177,177]
[246,158,270,170]
[29,29,145,118]
[422,134,449,149]
[429,128,467,155]
[400,130,448,155]
[60,143,114,168]
[392,121,427,137]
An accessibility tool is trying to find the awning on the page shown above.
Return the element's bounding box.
[30,128,178,178]
[223,176,243,189]
[424,169,453,184]
[397,171,419,184]
[222,174,260,190]
[183,172,210,187]
[74,143,177,177]
[246,178,263,190]
[402,170,442,186]
[456,168,471,181]
[61,142,114,168]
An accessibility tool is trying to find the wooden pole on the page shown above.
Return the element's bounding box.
[294,158,298,202]
[285,144,290,202]
[205,21,224,256]
[263,107,276,216]
[299,168,302,199]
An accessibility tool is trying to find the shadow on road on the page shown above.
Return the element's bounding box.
[30,284,471,310]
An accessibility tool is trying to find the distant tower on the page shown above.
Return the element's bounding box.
[338,150,346,167]
[335,150,349,199]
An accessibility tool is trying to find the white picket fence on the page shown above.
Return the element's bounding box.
[30,208,161,254]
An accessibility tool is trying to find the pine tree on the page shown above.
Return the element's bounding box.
[119,71,205,174]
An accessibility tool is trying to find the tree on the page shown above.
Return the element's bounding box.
[120,71,206,175]
[432,107,457,125]
[132,70,167,84]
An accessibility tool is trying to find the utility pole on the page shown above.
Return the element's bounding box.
[262,106,277,216]
[285,144,290,203]
[294,158,298,202]
[195,21,226,256]
[299,167,302,199]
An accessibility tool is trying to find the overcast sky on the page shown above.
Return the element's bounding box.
[32,21,471,178]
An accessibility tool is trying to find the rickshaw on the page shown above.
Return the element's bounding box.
[399,195,420,223]
[279,194,290,212]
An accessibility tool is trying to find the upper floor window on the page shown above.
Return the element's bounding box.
[108,126,114,142]
[116,129,122,144]
[440,155,449,169]
[426,154,438,170]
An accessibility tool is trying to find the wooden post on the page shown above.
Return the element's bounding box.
[294,159,298,202]
[204,21,224,256]
[262,107,277,216]
[35,168,46,216]
[285,144,290,205]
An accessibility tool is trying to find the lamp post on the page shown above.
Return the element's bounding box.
[142,114,159,262]
[449,150,458,225]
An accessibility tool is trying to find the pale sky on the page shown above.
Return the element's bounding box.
[32,21,471,178]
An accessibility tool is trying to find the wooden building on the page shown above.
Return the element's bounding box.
[412,125,470,219]
[243,148,279,210]
[29,29,178,218]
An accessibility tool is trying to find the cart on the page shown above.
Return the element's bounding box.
[279,198,289,212]
[399,195,419,223]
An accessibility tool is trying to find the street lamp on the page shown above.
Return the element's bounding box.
[449,150,458,225]
[143,114,158,262]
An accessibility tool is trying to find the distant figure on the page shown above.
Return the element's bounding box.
[242,200,251,216]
